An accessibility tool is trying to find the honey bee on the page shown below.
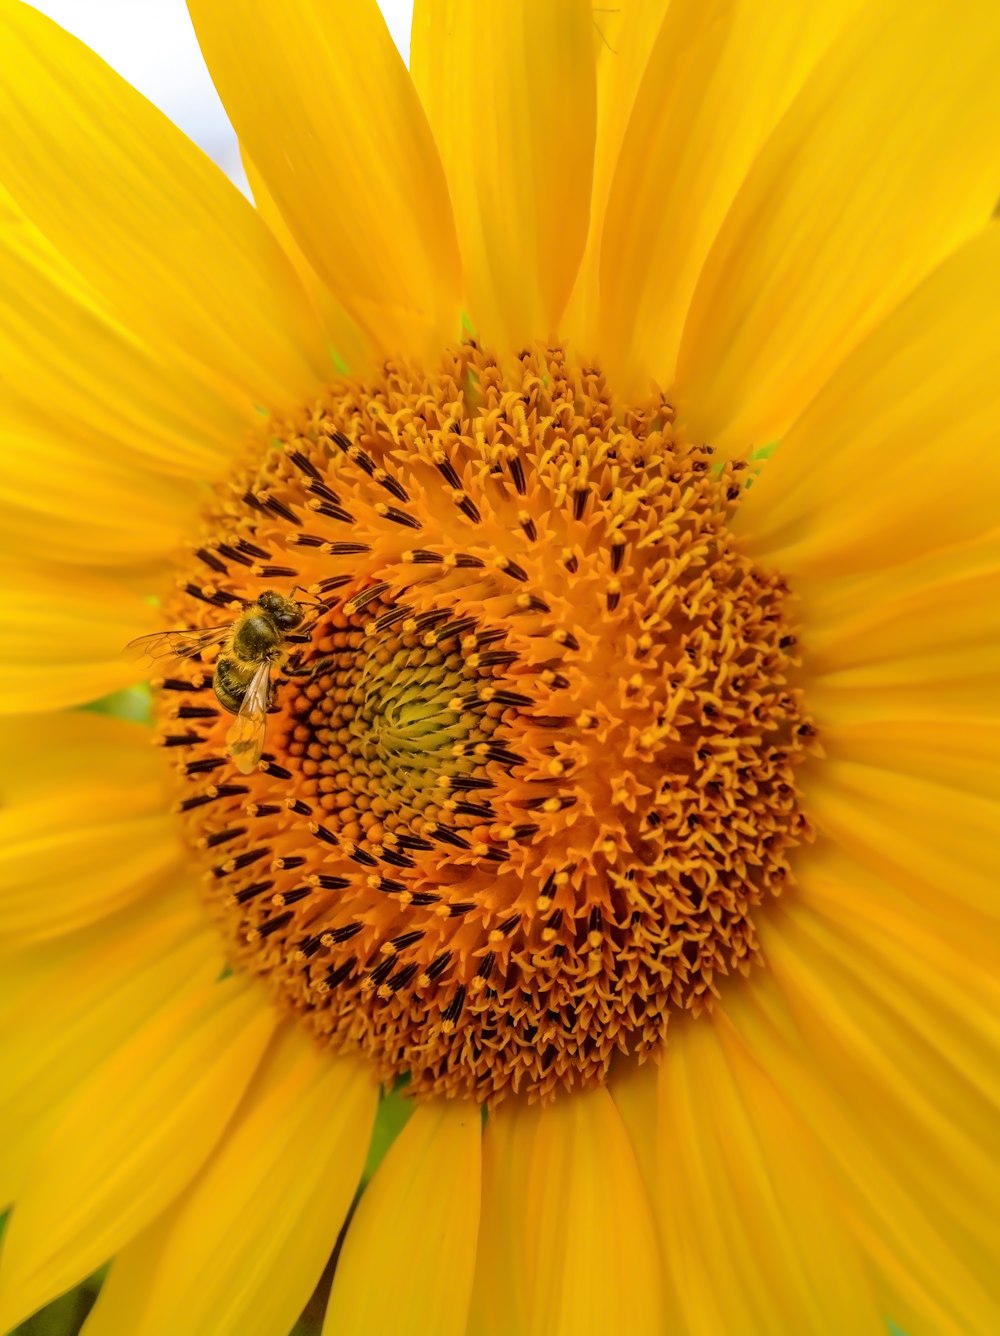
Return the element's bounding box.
[127,590,307,775]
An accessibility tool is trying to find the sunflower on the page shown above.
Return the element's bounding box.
[1,0,998,1332]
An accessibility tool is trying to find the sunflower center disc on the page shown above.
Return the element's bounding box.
[157,344,815,1104]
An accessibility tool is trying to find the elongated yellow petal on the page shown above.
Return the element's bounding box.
[735,227,1000,574]
[0,564,159,712]
[0,191,244,489]
[656,1013,882,1334]
[0,714,181,942]
[323,1099,480,1336]
[0,975,276,1330]
[803,535,1000,688]
[805,760,999,924]
[560,0,671,346]
[242,153,371,378]
[0,891,221,1207]
[723,969,997,1336]
[597,0,860,391]
[412,0,596,350]
[751,892,1000,1333]
[674,0,1000,448]
[821,717,1000,799]
[81,1025,376,1336]
[0,3,327,436]
[189,0,461,356]
[799,529,1000,722]
[468,1087,663,1336]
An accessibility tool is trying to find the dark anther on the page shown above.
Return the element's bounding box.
[278,887,311,906]
[391,929,425,951]
[195,547,227,573]
[425,952,452,981]
[610,542,625,574]
[509,456,527,494]
[326,543,371,557]
[260,761,293,780]
[381,505,422,530]
[185,756,225,775]
[410,891,441,907]
[456,494,481,523]
[349,845,378,867]
[216,542,254,567]
[315,503,353,523]
[606,588,621,613]
[564,553,579,573]
[316,874,351,890]
[176,704,219,720]
[288,449,322,480]
[435,457,463,489]
[233,880,274,904]
[573,488,589,520]
[442,986,466,1024]
[205,826,246,848]
[500,558,528,582]
[325,958,357,989]
[448,901,475,917]
[370,954,398,987]
[257,912,294,938]
[330,922,363,944]
[388,962,420,992]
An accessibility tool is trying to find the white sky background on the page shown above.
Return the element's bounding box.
[25,0,416,186]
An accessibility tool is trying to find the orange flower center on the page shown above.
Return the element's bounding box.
[154,344,815,1104]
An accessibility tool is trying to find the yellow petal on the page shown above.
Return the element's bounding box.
[804,759,999,925]
[0,4,327,434]
[0,713,181,942]
[324,1098,480,1336]
[412,0,596,350]
[190,0,461,357]
[821,717,1000,799]
[674,0,1000,448]
[735,227,1000,575]
[656,1012,882,1334]
[467,1087,663,1336]
[560,0,671,346]
[0,190,244,490]
[750,890,1000,1332]
[801,532,1000,688]
[81,1025,376,1336]
[798,529,1000,723]
[0,563,159,712]
[243,152,372,377]
[0,975,275,1330]
[720,967,997,1336]
[596,0,861,391]
[0,891,221,1207]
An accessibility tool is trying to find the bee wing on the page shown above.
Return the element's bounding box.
[125,625,229,664]
[226,659,271,774]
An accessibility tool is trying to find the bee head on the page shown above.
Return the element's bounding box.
[258,590,304,631]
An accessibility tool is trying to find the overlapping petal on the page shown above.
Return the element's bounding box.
[412,0,596,350]
[188,0,462,357]
[0,976,276,1330]
[0,0,328,446]
[82,1025,376,1336]
[596,0,862,392]
[324,1100,481,1336]
[673,0,1000,446]
[467,1087,663,1335]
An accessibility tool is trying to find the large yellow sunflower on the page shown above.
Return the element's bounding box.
[1,0,998,1332]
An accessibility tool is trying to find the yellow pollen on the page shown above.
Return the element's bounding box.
[154,343,816,1106]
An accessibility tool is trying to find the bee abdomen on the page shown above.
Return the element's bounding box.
[214,657,246,715]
